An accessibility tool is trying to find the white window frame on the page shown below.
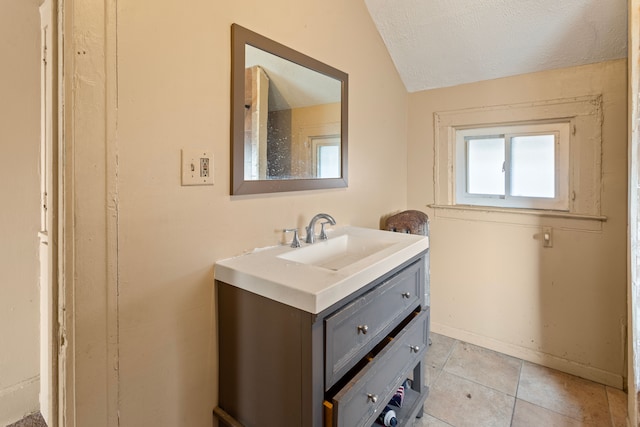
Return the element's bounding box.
[311,135,340,178]
[432,96,605,221]
[455,122,571,211]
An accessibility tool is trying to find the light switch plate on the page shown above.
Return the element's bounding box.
[542,226,553,248]
[181,149,213,186]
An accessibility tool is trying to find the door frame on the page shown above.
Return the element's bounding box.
[57,0,121,425]
[629,0,639,424]
[39,0,61,425]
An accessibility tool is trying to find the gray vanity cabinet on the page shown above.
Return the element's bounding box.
[215,252,430,427]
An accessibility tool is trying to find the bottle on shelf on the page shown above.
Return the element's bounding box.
[376,406,398,426]
[389,383,405,408]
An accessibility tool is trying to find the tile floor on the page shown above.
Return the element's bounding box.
[414,333,628,427]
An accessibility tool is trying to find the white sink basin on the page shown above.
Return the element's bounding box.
[277,233,395,271]
[214,226,429,314]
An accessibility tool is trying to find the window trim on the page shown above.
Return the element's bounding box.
[454,122,571,211]
[433,95,604,220]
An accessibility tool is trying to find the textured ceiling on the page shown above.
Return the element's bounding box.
[365,0,628,92]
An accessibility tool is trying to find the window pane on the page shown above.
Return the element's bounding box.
[510,135,555,198]
[467,137,505,195]
[318,145,340,178]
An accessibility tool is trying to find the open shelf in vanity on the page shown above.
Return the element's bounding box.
[213,226,430,427]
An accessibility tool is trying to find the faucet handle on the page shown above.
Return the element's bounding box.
[319,221,331,240]
[283,228,301,248]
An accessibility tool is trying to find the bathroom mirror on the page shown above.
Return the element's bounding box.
[231,24,348,195]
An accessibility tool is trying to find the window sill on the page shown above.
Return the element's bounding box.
[429,204,607,224]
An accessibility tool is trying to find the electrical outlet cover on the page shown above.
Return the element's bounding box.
[182,149,213,186]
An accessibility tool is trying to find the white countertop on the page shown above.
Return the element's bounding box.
[214,226,429,314]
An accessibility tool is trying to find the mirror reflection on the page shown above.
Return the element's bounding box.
[231,24,348,195]
[244,45,342,181]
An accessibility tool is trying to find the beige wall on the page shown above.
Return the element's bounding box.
[65,1,408,426]
[0,0,42,424]
[408,60,628,387]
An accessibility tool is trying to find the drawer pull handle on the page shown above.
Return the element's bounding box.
[401,292,411,298]
[366,393,378,403]
[409,345,420,353]
[357,325,369,335]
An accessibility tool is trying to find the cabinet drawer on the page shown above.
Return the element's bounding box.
[325,261,423,388]
[329,309,429,427]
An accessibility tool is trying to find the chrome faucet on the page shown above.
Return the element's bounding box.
[305,213,336,244]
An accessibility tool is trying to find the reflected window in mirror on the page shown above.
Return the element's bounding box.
[231,24,348,195]
[312,136,340,178]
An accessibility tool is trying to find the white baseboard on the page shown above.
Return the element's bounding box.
[432,322,624,389]
[0,375,40,426]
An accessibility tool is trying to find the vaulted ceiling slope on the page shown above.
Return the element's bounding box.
[365,0,628,92]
